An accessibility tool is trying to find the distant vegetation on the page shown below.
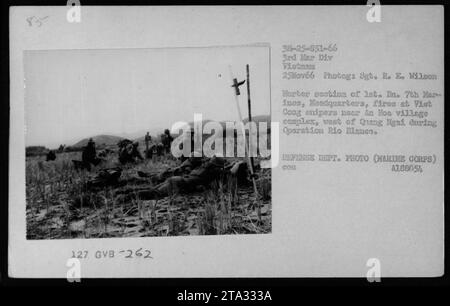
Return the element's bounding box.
[26,144,82,157]
[26,146,49,157]
[26,115,271,157]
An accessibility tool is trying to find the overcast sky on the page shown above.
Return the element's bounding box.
[24,46,270,148]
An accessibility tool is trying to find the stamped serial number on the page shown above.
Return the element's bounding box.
[71,248,153,259]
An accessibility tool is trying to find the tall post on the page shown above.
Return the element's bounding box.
[145,132,150,159]
[229,65,261,222]
[246,64,255,171]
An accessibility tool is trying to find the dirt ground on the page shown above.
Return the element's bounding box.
[26,150,272,239]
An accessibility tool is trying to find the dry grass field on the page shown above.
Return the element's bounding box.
[26,149,271,239]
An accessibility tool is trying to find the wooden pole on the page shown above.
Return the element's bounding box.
[145,132,150,159]
[246,64,255,171]
[229,66,261,222]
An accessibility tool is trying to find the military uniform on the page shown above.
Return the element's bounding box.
[46,150,56,161]
[161,132,174,154]
[87,168,122,188]
[144,133,152,158]
[119,142,143,164]
[116,156,248,202]
[137,152,205,183]
[82,139,101,166]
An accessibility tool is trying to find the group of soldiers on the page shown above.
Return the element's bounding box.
[41,129,255,202]
[69,130,172,170]
[115,154,250,201]
[144,129,173,159]
[118,129,173,164]
[69,132,252,202]
[117,139,144,164]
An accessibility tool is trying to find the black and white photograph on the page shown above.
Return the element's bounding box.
[5,4,445,285]
[24,46,271,239]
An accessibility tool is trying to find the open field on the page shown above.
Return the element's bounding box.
[26,150,272,239]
